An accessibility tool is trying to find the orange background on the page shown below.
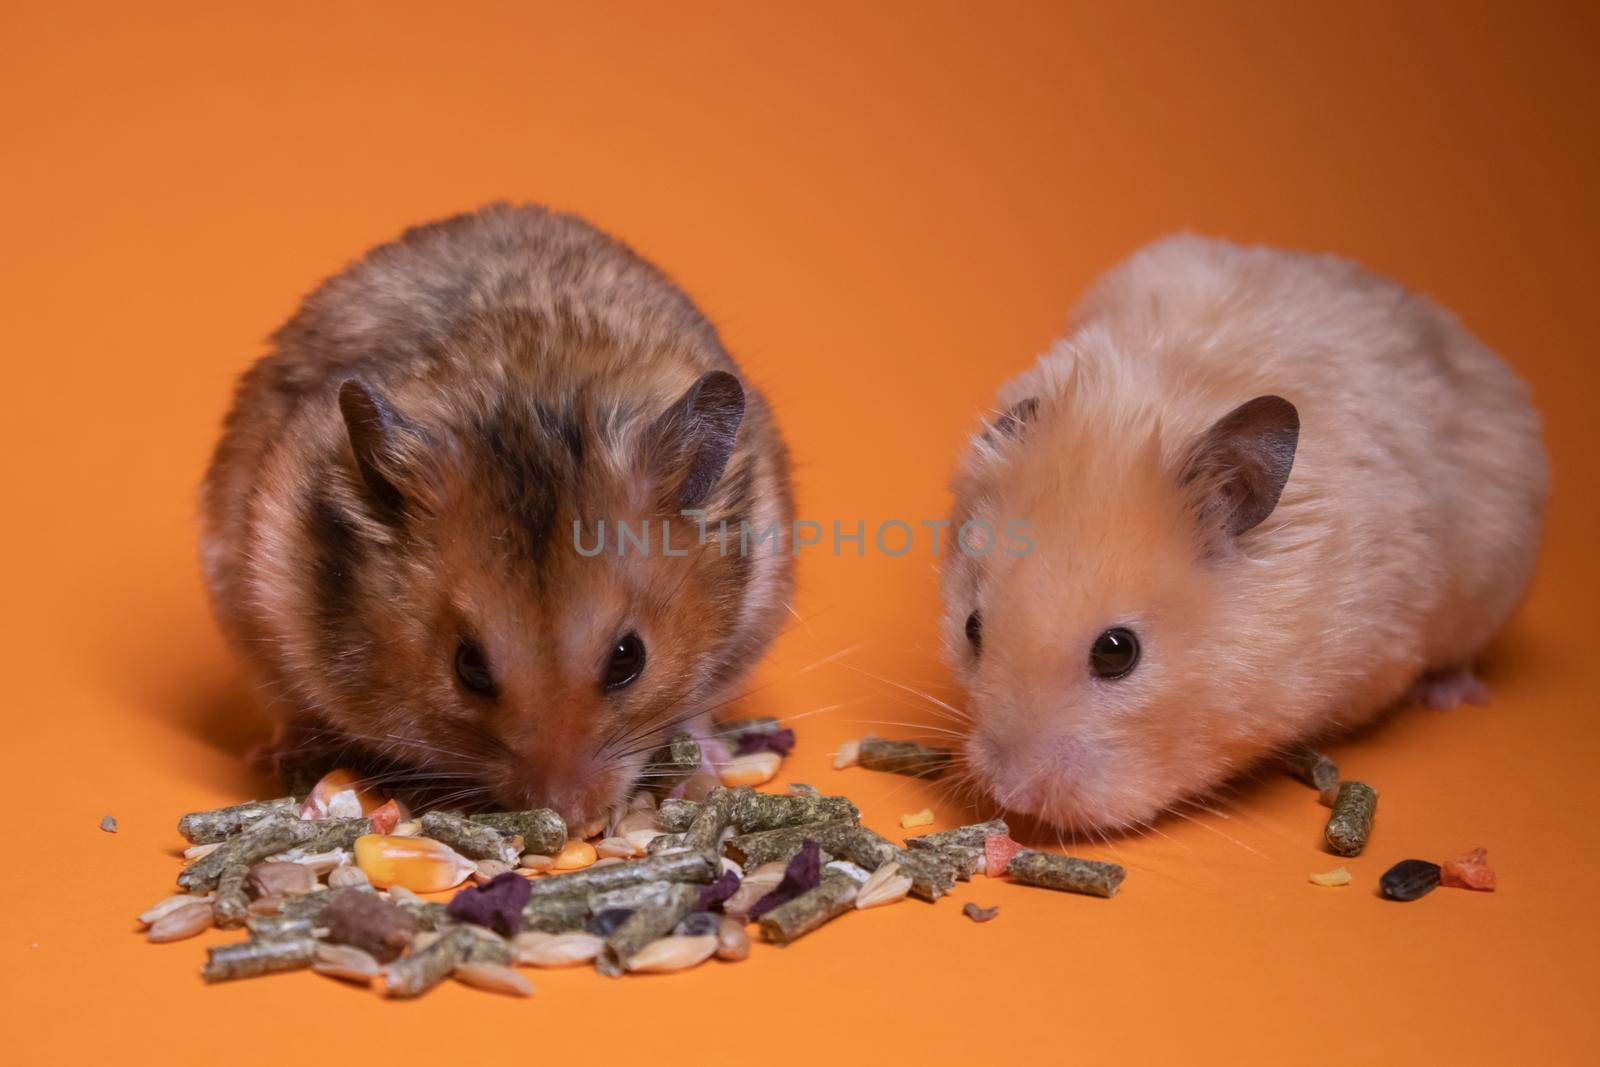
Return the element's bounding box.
[3,2,1597,1063]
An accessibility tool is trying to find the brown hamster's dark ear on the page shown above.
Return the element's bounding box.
[989,398,1038,441]
[1180,395,1299,540]
[338,379,413,522]
[646,371,745,508]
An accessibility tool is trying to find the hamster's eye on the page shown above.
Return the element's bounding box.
[1089,627,1140,680]
[965,611,983,654]
[603,632,646,691]
[454,639,497,698]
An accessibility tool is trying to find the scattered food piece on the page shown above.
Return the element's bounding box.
[832,738,862,770]
[298,770,378,821]
[328,865,370,889]
[723,862,787,917]
[521,852,554,871]
[384,927,476,998]
[858,738,952,779]
[748,840,823,921]
[962,903,1000,923]
[854,862,912,909]
[640,733,704,799]
[1318,786,1340,808]
[177,797,297,844]
[202,937,317,982]
[900,808,935,829]
[473,859,513,884]
[514,930,603,967]
[787,783,819,797]
[695,870,741,911]
[454,961,533,997]
[553,839,598,871]
[1283,746,1340,792]
[447,871,533,937]
[1324,781,1379,857]
[719,750,783,788]
[100,815,118,833]
[1440,847,1497,892]
[1007,850,1125,898]
[468,809,567,856]
[420,811,521,864]
[247,861,317,898]
[586,908,635,938]
[626,934,718,974]
[147,900,215,943]
[715,915,750,961]
[1309,866,1352,887]
[367,799,402,836]
[320,888,418,962]
[1379,859,1442,901]
[595,836,638,859]
[138,893,211,927]
[983,833,1024,878]
[313,942,382,983]
[353,833,475,893]
[183,841,223,862]
[757,871,861,943]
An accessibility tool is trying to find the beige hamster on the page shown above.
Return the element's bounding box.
[200,203,794,825]
[943,235,1547,834]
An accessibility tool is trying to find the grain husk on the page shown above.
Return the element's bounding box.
[313,942,382,982]
[513,930,603,967]
[147,900,215,943]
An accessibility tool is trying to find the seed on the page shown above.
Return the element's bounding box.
[248,894,284,916]
[521,853,555,871]
[592,857,624,868]
[278,849,350,876]
[298,769,381,821]
[513,931,604,967]
[715,915,750,961]
[473,859,513,884]
[353,834,475,892]
[624,829,664,853]
[454,961,534,997]
[719,751,782,788]
[1324,781,1379,856]
[1309,866,1351,887]
[616,810,659,837]
[100,815,118,833]
[552,840,598,871]
[183,842,223,862]
[137,893,211,927]
[625,934,718,974]
[328,865,370,889]
[1379,859,1441,901]
[312,942,381,982]
[391,821,422,837]
[595,837,638,859]
[900,808,934,829]
[833,739,861,770]
[962,902,1000,923]
[147,900,214,942]
[854,862,913,909]
[723,862,787,917]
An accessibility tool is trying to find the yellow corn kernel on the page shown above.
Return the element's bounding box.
[1309,866,1352,887]
[352,834,475,892]
[719,751,781,788]
[552,839,598,871]
[899,808,934,828]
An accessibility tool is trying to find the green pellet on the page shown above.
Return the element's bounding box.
[640,733,702,798]
[1324,780,1378,856]
[211,864,251,929]
[598,882,700,977]
[757,871,860,944]
[1284,746,1340,792]
[176,797,298,845]
[201,937,317,983]
[468,809,567,856]
[384,927,475,998]
[1007,850,1125,898]
[419,811,520,863]
[857,738,953,779]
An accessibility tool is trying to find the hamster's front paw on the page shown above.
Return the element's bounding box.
[1407,666,1490,711]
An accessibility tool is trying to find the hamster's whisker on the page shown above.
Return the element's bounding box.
[830,661,972,724]
[1165,808,1271,860]
[842,718,967,740]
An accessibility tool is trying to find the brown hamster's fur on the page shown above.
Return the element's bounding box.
[200,203,794,824]
[943,236,1547,835]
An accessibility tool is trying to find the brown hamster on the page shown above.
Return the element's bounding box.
[200,203,794,825]
[943,236,1547,835]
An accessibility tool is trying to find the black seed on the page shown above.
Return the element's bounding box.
[1379,859,1441,901]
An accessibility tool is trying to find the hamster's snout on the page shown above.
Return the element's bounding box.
[970,724,1105,823]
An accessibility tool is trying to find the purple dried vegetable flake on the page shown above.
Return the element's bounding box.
[696,870,741,911]
[748,839,822,921]
[445,871,531,937]
[735,727,796,757]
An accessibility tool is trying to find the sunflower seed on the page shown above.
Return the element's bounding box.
[513,931,604,967]
[625,934,718,974]
[854,862,912,909]
[147,900,214,942]
[453,961,534,997]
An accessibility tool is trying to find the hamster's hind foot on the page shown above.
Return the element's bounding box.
[1407,666,1489,711]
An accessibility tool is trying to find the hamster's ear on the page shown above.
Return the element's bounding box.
[338,379,413,521]
[990,398,1038,440]
[1180,395,1299,540]
[647,371,746,508]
